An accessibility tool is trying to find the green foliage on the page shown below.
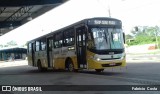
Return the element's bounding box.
[7,41,17,46]
[0,40,17,48]
[127,26,160,47]
[125,34,133,44]
[128,35,156,45]
[0,45,3,48]
[125,34,133,40]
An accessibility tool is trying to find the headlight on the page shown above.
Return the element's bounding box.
[96,58,100,61]
[121,53,126,59]
[93,55,100,61]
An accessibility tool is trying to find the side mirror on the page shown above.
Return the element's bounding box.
[123,32,125,43]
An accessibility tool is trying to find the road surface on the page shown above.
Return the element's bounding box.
[0,60,160,94]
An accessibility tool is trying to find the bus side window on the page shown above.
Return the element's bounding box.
[41,39,46,51]
[63,28,75,46]
[49,39,53,51]
[35,41,40,51]
[54,32,63,48]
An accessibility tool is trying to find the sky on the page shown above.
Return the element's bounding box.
[0,0,160,46]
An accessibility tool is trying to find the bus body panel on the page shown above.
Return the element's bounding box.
[53,47,61,69]
[61,46,78,69]
[87,50,126,69]
[34,51,48,68]
[88,59,126,69]
[53,46,77,69]
[27,53,33,66]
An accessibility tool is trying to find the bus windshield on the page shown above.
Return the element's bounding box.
[90,27,124,50]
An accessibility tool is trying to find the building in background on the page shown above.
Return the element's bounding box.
[0,46,27,61]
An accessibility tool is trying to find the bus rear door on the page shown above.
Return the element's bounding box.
[76,26,87,69]
[31,42,35,66]
[46,37,53,68]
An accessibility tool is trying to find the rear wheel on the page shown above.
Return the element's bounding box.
[95,69,104,72]
[67,59,74,72]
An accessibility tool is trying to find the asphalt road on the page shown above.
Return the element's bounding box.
[0,60,160,94]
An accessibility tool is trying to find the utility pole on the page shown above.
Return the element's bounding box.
[107,0,111,17]
[97,0,111,17]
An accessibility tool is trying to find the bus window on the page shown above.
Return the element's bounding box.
[54,41,59,48]
[28,43,32,53]
[49,39,53,51]
[54,32,63,48]
[41,39,46,51]
[35,41,40,51]
[63,28,75,46]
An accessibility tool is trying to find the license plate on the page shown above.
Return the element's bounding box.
[109,63,116,66]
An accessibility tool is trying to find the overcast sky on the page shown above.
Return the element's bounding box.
[0,0,160,46]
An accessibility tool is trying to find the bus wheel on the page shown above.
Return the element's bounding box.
[95,69,104,72]
[67,59,74,72]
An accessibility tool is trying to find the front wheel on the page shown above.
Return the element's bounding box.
[95,69,104,72]
[67,59,74,72]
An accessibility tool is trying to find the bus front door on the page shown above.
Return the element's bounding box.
[47,38,53,68]
[76,26,87,69]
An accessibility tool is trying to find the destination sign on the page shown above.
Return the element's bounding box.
[88,19,121,25]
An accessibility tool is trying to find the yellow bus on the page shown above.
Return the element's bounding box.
[27,17,126,72]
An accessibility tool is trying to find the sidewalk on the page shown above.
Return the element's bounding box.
[126,51,160,62]
[0,60,28,68]
[125,47,160,61]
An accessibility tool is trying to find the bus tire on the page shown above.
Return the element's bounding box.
[74,69,79,72]
[66,59,74,72]
[95,69,104,72]
[37,60,47,72]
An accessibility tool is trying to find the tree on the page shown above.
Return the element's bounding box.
[125,34,133,45]
[0,44,3,48]
[125,34,133,40]
[6,41,17,46]
[128,26,160,47]
[130,26,141,36]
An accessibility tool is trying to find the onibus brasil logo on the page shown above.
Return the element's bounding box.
[1,86,42,91]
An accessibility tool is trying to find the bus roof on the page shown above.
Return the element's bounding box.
[27,17,121,43]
